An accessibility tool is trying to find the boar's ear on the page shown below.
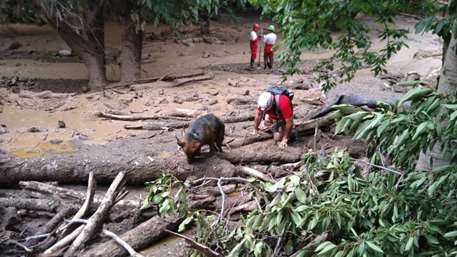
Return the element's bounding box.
[176,135,185,148]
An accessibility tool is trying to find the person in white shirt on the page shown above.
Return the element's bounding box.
[249,23,261,69]
[263,25,277,69]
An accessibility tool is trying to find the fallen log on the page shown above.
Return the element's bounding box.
[19,90,76,99]
[219,150,302,165]
[228,117,334,148]
[170,73,214,87]
[0,198,60,212]
[80,215,180,257]
[124,114,255,131]
[97,112,166,121]
[221,114,254,123]
[124,121,188,131]
[0,137,236,186]
[65,172,125,257]
[165,229,222,257]
[19,181,137,210]
[105,71,206,89]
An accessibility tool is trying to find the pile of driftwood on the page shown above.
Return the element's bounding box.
[0,163,305,257]
[0,95,377,256]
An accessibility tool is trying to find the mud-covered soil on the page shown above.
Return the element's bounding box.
[0,14,444,257]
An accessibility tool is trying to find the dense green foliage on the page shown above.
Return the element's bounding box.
[249,0,444,91]
[147,148,457,256]
[336,87,457,171]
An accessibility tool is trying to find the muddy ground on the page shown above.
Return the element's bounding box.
[0,14,443,256]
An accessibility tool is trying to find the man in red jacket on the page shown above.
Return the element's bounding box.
[249,23,261,69]
[253,89,294,149]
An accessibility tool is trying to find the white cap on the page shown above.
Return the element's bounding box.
[257,92,273,111]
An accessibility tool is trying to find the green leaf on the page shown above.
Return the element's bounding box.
[366,241,383,254]
[412,121,432,140]
[405,237,414,252]
[178,216,193,232]
[315,241,337,255]
[295,188,307,203]
[444,231,457,238]
[397,87,433,107]
[254,242,264,257]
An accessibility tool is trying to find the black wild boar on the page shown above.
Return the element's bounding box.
[176,113,225,163]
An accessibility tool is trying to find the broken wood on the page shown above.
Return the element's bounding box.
[165,229,222,257]
[19,181,138,209]
[37,206,76,236]
[69,219,145,257]
[58,171,96,238]
[228,200,257,216]
[105,71,206,89]
[237,166,275,182]
[19,90,76,99]
[42,225,84,256]
[97,112,164,121]
[80,215,181,257]
[65,171,125,257]
[138,71,206,83]
[228,117,334,148]
[124,121,188,131]
[170,73,214,87]
[125,114,255,131]
[219,151,303,165]
[0,198,60,212]
[204,184,237,196]
[221,114,255,123]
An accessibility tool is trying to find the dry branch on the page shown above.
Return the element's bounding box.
[58,172,96,237]
[106,71,206,89]
[228,200,257,215]
[97,112,163,121]
[69,219,145,257]
[19,90,76,99]
[44,207,78,232]
[42,225,84,256]
[170,73,214,87]
[19,181,137,209]
[65,172,125,257]
[0,198,60,212]
[124,121,188,131]
[80,215,180,257]
[165,229,222,257]
[238,166,275,182]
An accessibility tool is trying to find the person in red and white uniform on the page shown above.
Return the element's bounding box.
[263,24,277,69]
[249,23,261,69]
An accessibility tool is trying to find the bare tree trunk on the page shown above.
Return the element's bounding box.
[120,21,143,83]
[32,0,108,91]
[416,20,457,171]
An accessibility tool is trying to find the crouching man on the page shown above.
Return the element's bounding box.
[253,86,295,149]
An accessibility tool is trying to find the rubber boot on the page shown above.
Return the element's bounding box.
[250,59,254,70]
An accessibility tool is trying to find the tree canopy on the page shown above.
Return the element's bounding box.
[251,0,451,91]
